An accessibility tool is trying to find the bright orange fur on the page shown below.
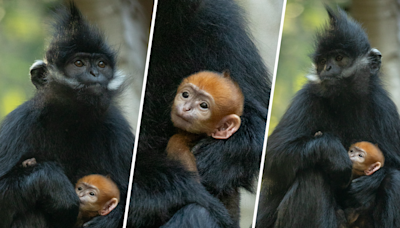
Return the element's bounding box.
[352,142,384,166]
[180,71,244,122]
[75,174,120,226]
[167,71,244,177]
[77,174,120,203]
[349,141,384,178]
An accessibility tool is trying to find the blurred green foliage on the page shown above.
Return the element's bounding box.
[0,0,58,121]
[268,0,349,135]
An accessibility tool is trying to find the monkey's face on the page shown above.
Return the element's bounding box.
[307,48,378,97]
[75,182,100,210]
[63,53,113,93]
[348,146,366,165]
[171,83,215,134]
[30,53,126,111]
[316,51,353,81]
[348,146,368,177]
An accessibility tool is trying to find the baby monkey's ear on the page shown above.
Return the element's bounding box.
[364,161,382,176]
[211,114,241,139]
[99,198,119,216]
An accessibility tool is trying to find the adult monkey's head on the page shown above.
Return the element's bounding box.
[29,3,125,111]
[307,7,382,97]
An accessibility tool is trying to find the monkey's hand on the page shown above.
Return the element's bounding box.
[314,131,323,137]
[21,157,37,167]
[311,133,352,189]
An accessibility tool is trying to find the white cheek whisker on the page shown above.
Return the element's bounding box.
[306,64,321,83]
[107,70,126,91]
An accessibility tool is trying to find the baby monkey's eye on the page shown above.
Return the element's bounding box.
[358,154,363,158]
[90,192,95,196]
[336,55,343,61]
[200,102,208,109]
[77,187,82,191]
[182,92,189,98]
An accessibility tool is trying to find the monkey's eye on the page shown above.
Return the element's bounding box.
[74,60,84,67]
[182,92,189,98]
[98,61,106,68]
[335,55,343,61]
[320,58,327,65]
[350,150,353,153]
[358,154,364,158]
[200,102,208,109]
[89,192,95,196]
[77,187,82,191]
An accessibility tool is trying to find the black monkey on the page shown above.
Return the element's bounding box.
[128,0,271,226]
[0,4,133,228]
[257,7,400,228]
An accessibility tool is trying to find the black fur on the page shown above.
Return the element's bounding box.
[257,7,400,228]
[45,5,116,69]
[0,4,133,228]
[129,0,270,226]
[129,148,234,228]
[312,8,370,62]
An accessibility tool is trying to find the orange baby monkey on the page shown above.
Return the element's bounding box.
[75,174,120,226]
[348,141,385,179]
[167,70,244,175]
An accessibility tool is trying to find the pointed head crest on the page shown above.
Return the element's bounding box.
[45,3,116,69]
[312,7,370,62]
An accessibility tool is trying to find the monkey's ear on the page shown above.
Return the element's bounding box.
[211,114,241,139]
[369,48,382,73]
[365,162,382,176]
[99,198,119,216]
[30,60,48,89]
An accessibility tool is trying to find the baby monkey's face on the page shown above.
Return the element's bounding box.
[75,182,100,211]
[348,142,384,177]
[348,146,366,165]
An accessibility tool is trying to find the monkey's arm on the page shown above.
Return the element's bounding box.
[264,91,352,189]
[127,147,234,228]
[167,133,198,173]
[0,162,79,228]
[160,204,233,228]
[194,102,267,194]
[343,168,400,228]
[80,202,125,228]
[0,102,34,177]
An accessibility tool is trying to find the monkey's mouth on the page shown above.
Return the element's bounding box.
[171,113,192,128]
[78,83,108,94]
[319,76,341,85]
[83,83,106,89]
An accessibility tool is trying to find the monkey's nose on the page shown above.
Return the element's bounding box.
[90,70,97,77]
[326,65,331,71]
[183,105,192,111]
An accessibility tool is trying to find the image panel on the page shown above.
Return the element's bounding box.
[0,0,153,227]
[128,0,285,227]
[256,0,400,227]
